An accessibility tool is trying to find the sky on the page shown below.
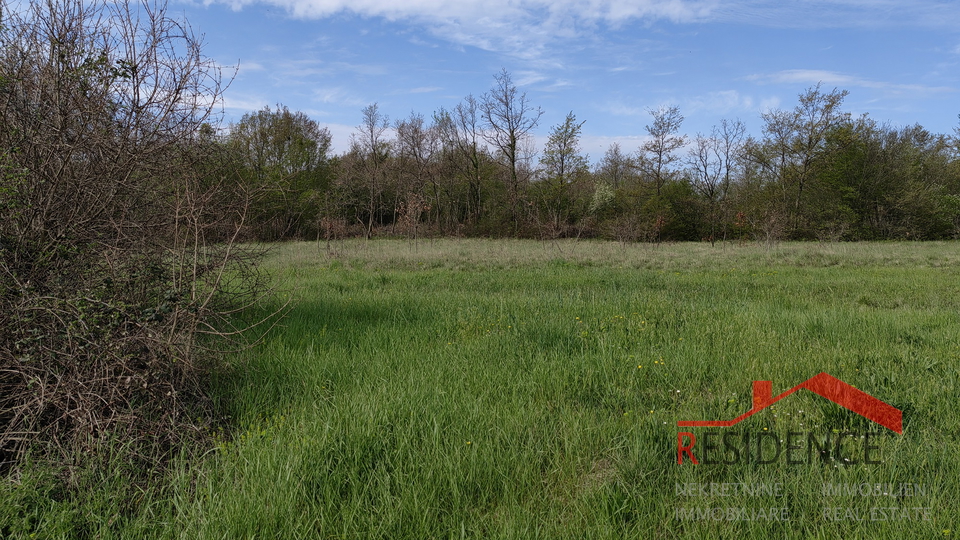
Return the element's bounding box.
[176,0,960,160]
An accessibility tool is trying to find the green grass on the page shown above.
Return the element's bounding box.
[4,239,960,538]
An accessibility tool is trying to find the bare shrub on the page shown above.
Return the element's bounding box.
[751,211,787,249]
[0,0,267,474]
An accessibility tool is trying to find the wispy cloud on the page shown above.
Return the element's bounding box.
[271,59,389,79]
[759,96,781,112]
[750,69,860,86]
[209,0,717,25]
[206,0,960,46]
[222,94,270,113]
[749,69,956,95]
[408,36,438,48]
[685,90,756,115]
[204,0,717,63]
[514,70,548,87]
[237,61,266,73]
[542,79,575,92]
[313,87,367,106]
[407,86,443,94]
[710,0,960,29]
[197,0,960,146]
[599,101,647,117]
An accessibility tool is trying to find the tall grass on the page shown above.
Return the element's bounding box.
[4,240,959,538]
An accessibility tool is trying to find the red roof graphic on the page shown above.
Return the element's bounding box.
[677,372,902,434]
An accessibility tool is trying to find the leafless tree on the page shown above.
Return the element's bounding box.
[687,119,745,244]
[347,103,391,238]
[394,111,438,241]
[481,69,543,227]
[435,95,489,225]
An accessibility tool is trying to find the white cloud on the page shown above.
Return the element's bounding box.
[599,101,647,117]
[198,0,960,76]
[514,70,549,87]
[203,0,717,62]
[313,87,367,106]
[751,69,856,86]
[323,122,360,153]
[750,69,955,95]
[407,86,443,94]
[237,61,266,73]
[710,0,960,29]
[209,0,717,24]
[222,94,271,112]
[685,90,755,115]
[408,36,438,48]
[205,0,960,38]
[543,79,574,91]
[759,96,781,112]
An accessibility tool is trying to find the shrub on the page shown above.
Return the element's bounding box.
[0,0,266,475]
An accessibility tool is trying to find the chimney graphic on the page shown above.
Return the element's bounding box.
[678,373,902,434]
[753,380,772,410]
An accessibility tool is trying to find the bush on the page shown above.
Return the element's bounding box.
[0,0,266,475]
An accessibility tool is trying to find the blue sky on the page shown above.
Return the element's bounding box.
[178,0,960,159]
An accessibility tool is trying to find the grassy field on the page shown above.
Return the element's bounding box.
[4,239,960,538]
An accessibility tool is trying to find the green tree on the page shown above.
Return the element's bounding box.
[533,111,589,237]
[638,105,686,197]
[540,111,588,184]
[595,143,635,189]
[750,84,850,236]
[228,105,333,239]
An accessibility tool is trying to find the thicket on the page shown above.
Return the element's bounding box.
[0,0,268,476]
[227,83,960,244]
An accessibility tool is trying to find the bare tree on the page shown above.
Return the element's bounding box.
[348,103,391,238]
[394,111,438,242]
[435,95,489,225]
[481,69,543,227]
[687,119,745,244]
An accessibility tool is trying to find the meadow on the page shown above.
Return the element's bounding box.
[3,239,960,539]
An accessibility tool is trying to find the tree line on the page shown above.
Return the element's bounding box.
[225,73,960,244]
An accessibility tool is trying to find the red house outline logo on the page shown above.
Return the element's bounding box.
[677,372,902,434]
